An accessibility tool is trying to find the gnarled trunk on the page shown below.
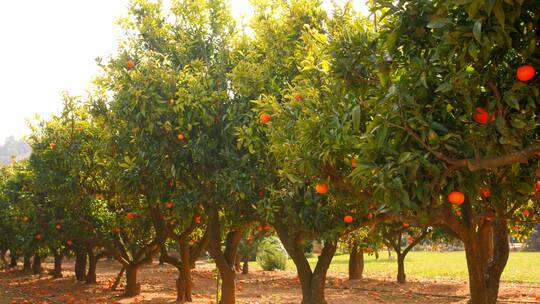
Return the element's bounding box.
[274,219,337,304]
[207,209,242,304]
[124,265,141,297]
[463,219,509,304]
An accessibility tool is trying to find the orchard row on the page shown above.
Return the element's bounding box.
[0,1,539,304]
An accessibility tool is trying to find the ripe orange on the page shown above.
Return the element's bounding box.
[480,188,491,199]
[523,210,530,217]
[448,191,465,205]
[66,240,73,246]
[402,222,410,228]
[49,143,56,150]
[315,183,329,194]
[516,65,535,81]
[456,210,462,217]
[127,59,135,69]
[127,212,136,219]
[264,224,271,230]
[343,215,353,223]
[35,234,42,241]
[259,113,271,124]
[294,94,304,102]
[56,224,61,230]
[535,181,540,191]
[195,216,201,224]
[366,247,373,253]
[367,213,374,220]
[473,107,489,124]
[407,237,414,243]
[257,225,263,231]
[165,201,174,209]
[177,133,186,140]
[351,159,358,168]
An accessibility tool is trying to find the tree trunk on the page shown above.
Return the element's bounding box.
[9,253,17,268]
[397,253,406,283]
[207,209,242,304]
[348,245,363,280]
[22,255,31,272]
[111,267,125,291]
[124,265,141,297]
[86,248,97,284]
[274,219,336,304]
[234,254,241,272]
[32,254,42,275]
[75,249,87,281]
[51,252,63,278]
[242,258,249,275]
[0,249,7,265]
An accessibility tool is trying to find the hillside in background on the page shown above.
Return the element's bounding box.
[0,136,31,165]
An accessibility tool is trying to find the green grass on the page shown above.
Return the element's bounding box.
[283,251,540,283]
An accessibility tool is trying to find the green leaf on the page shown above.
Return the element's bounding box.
[435,82,453,93]
[485,0,496,16]
[493,1,505,26]
[352,105,362,131]
[473,20,482,43]
[468,0,482,18]
[427,18,451,29]
[386,31,398,50]
[503,93,520,110]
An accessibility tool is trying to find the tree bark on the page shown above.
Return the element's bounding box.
[51,252,63,278]
[124,265,141,297]
[397,253,406,283]
[22,255,31,272]
[8,253,17,268]
[348,245,363,280]
[75,248,87,281]
[86,247,98,284]
[207,209,242,304]
[234,254,241,272]
[32,254,42,275]
[111,267,125,291]
[242,258,249,275]
[274,219,336,304]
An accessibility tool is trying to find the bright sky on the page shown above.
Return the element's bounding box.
[0,0,367,144]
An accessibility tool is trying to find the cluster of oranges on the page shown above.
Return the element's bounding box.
[474,65,535,125]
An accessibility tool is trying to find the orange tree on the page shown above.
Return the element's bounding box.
[341,1,540,304]
[90,1,256,301]
[234,2,384,303]
[27,96,118,282]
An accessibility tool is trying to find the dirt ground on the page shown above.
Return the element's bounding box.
[0,259,539,304]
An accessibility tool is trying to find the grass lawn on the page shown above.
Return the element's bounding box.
[284,251,540,283]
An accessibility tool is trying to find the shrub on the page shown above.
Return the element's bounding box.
[256,237,287,271]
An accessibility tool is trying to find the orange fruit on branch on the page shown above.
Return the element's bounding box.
[165,201,174,209]
[516,65,535,81]
[315,183,329,194]
[343,215,353,223]
[351,159,358,168]
[195,216,201,224]
[127,59,135,69]
[535,181,540,191]
[473,107,490,124]
[259,113,271,124]
[56,224,61,230]
[127,212,136,219]
[49,143,56,150]
[177,133,185,140]
[448,191,465,205]
[402,222,410,228]
[294,94,304,102]
[480,188,491,199]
